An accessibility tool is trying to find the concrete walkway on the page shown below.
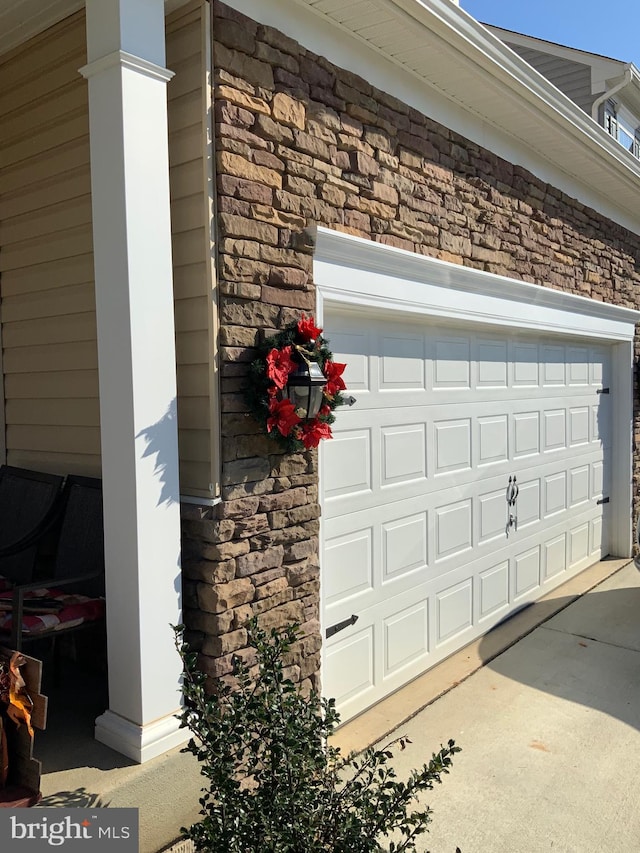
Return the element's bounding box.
[361,561,640,853]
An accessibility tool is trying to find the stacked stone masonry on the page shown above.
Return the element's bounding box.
[181,0,640,692]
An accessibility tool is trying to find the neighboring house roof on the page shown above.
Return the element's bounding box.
[485,23,640,120]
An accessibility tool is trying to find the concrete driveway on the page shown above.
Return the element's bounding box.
[334,558,640,853]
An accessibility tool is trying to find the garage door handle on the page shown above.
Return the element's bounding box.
[326,614,359,639]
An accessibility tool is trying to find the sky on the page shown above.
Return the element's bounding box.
[459,1,640,67]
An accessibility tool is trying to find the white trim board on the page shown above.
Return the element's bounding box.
[314,227,639,559]
[314,227,640,341]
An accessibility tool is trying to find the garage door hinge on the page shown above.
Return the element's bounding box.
[597,497,610,505]
[326,614,359,639]
[597,388,610,394]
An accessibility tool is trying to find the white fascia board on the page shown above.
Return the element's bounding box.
[314,227,640,343]
[225,0,640,235]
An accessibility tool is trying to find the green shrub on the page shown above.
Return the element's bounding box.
[176,619,459,853]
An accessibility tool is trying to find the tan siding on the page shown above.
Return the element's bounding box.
[2,139,91,195]
[1,255,94,297]
[7,425,100,455]
[0,11,99,474]
[3,342,98,375]
[0,3,216,495]
[178,429,211,462]
[5,370,99,400]
[173,263,212,300]
[6,398,100,427]
[8,451,101,478]
[176,364,210,397]
[167,0,217,498]
[1,284,95,322]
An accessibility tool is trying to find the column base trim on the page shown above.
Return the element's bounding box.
[95,709,188,763]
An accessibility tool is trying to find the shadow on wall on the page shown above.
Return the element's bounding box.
[478,563,640,733]
[136,398,180,508]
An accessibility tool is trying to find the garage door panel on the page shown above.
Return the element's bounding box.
[567,345,590,385]
[513,411,540,458]
[544,471,567,518]
[476,338,508,388]
[382,512,427,581]
[513,545,541,601]
[512,341,539,385]
[513,477,540,528]
[323,427,372,500]
[435,578,473,646]
[570,465,590,507]
[591,516,604,556]
[479,487,508,543]
[434,418,471,474]
[543,408,567,452]
[543,533,567,581]
[541,344,565,385]
[324,625,375,708]
[570,522,590,568]
[380,331,426,388]
[384,599,429,677]
[478,560,510,621]
[380,422,427,486]
[433,335,471,388]
[329,330,372,392]
[323,526,373,608]
[434,499,472,561]
[593,398,610,443]
[478,414,509,466]
[322,308,612,722]
[569,406,590,446]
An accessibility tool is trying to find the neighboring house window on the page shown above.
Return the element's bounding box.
[603,99,618,138]
[602,98,640,160]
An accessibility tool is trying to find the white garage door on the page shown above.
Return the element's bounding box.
[321,308,611,721]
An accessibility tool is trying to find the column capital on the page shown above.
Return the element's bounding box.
[79,49,174,82]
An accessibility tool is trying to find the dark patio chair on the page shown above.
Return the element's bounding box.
[0,475,105,653]
[0,466,64,589]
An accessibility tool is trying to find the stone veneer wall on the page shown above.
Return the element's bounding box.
[181,0,640,691]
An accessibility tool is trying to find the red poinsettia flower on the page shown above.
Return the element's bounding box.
[297,314,322,343]
[300,419,333,449]
[323,360,347,397]
[266,346,296,390]
[267,398,302,437]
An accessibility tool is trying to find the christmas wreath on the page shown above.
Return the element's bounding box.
[245,314,347,452]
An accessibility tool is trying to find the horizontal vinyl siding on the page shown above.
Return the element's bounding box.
[167,0,217,499]
[0,4,215,491]
[505,43,595,115]
[0,11,100,477]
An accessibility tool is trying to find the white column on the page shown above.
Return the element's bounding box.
[80,0,186,762]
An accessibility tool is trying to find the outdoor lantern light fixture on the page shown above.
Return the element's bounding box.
[245,314,347,451]
[284,357,327,420]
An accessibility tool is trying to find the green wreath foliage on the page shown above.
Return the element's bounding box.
[244,317,347,453]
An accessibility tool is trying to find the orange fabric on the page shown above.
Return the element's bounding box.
[5,654,33,739]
